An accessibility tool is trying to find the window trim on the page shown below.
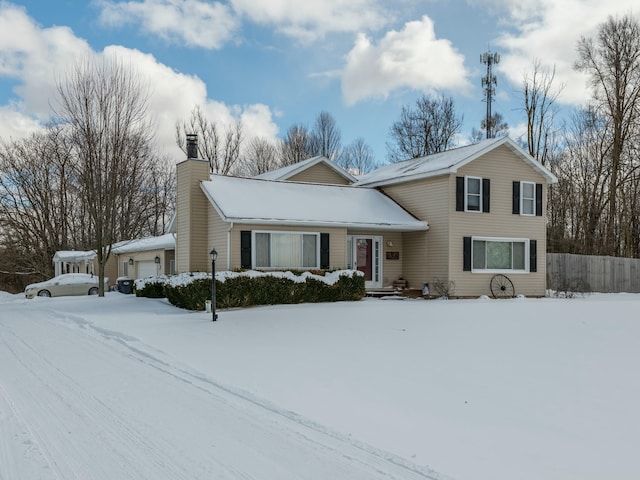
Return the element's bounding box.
[471,236,530,273]
[464,176,483,213]
[251,230,321,270]
[520,181,536,216]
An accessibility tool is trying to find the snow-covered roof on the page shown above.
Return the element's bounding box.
[355,136,558,187]
[200,175,428,232]
[52,250,96,263]
[111,233,176,254]
[254,156,357,184]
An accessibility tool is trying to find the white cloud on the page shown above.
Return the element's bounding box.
[493,0,640,106]
[96,0,393,45]
[97,0,238,49]
[341,16,472,105]
[0,4,279,159]
[0,3,93,121]
[0,104,43,140]
[230,0,391,42]
[239,104,280,141]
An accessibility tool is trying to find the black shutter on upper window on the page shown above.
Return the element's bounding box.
[456,177,464,211]
[320,233,330,269]
[463,237,472,271]
[529,239,537,272]
[240,230,251,269]
[535,183,543,216]
[482,178,490,213]
[512,181,520,214]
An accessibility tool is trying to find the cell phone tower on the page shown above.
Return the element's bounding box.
[481,50,500,139]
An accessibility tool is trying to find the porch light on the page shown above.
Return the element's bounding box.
[128,258,134,266]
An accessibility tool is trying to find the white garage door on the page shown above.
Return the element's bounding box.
[137,261,158,279]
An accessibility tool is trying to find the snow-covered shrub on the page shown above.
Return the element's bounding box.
[156,270,365,310]
[134,276,168,298]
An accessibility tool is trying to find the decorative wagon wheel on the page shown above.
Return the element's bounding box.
[490,274,515,299]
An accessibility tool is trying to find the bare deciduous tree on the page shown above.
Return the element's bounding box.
[175,105,243,175]
[520,60,564,166]
[240,137,280,176]
[280,123,313,166]
[0,127,78,280]
[146,158,176,236]
[547,108,612,255]
[309,111,342,161]
[56,56,156,295]
[386,94,462,162]
[337,137,378,175]
[575,13,640,256]
[471,112,510,143]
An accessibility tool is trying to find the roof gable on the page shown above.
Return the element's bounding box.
[200,175,427,231]
[355,137,558,187]
[254,156,357,184]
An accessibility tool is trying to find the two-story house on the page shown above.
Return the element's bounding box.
[174,136,557,297]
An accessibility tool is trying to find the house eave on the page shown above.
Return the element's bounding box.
[219,217,429,232]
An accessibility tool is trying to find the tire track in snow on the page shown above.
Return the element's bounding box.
[0,316,253,480]
[55,310,450,480]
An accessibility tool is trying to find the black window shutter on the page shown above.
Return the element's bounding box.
[320,233,330,269]
[482,178,490,213]
[456,177,464,211]
[529,239,537,272]
[463,237,472,271]
[240,230,251,269]
[535,183,543,216]
[512,181,520,214]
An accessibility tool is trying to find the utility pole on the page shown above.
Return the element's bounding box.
[480,50,500,139]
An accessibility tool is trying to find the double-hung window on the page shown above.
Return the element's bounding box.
[465,176,482,212]
[456,176,490,213]
[521,181,535,216]
[254,231,319,269]
[472,237,528,272]
[513,181,542,216]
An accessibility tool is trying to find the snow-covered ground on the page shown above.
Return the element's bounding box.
[1,291,638,480]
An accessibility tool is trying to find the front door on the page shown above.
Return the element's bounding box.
[348,236,382,288]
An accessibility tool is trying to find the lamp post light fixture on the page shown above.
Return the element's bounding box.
[154,255,161,275]
[210,248,218,321]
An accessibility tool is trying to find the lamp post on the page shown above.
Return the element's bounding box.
[210,248,218,321]
[154,255,160,276]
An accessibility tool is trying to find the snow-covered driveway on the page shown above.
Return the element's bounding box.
[0,298,439,480]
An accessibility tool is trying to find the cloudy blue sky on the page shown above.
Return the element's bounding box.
[0,0,636,163]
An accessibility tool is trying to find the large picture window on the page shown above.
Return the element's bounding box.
[472,237,528,272]
[254,231,319,269]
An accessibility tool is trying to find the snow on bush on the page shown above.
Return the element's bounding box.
[136,269,363,290]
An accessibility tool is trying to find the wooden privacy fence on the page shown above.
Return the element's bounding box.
[547,253,640,293]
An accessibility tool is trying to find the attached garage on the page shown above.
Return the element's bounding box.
[136,261,158,279]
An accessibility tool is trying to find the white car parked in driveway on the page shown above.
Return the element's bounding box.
[24,273,109,299]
